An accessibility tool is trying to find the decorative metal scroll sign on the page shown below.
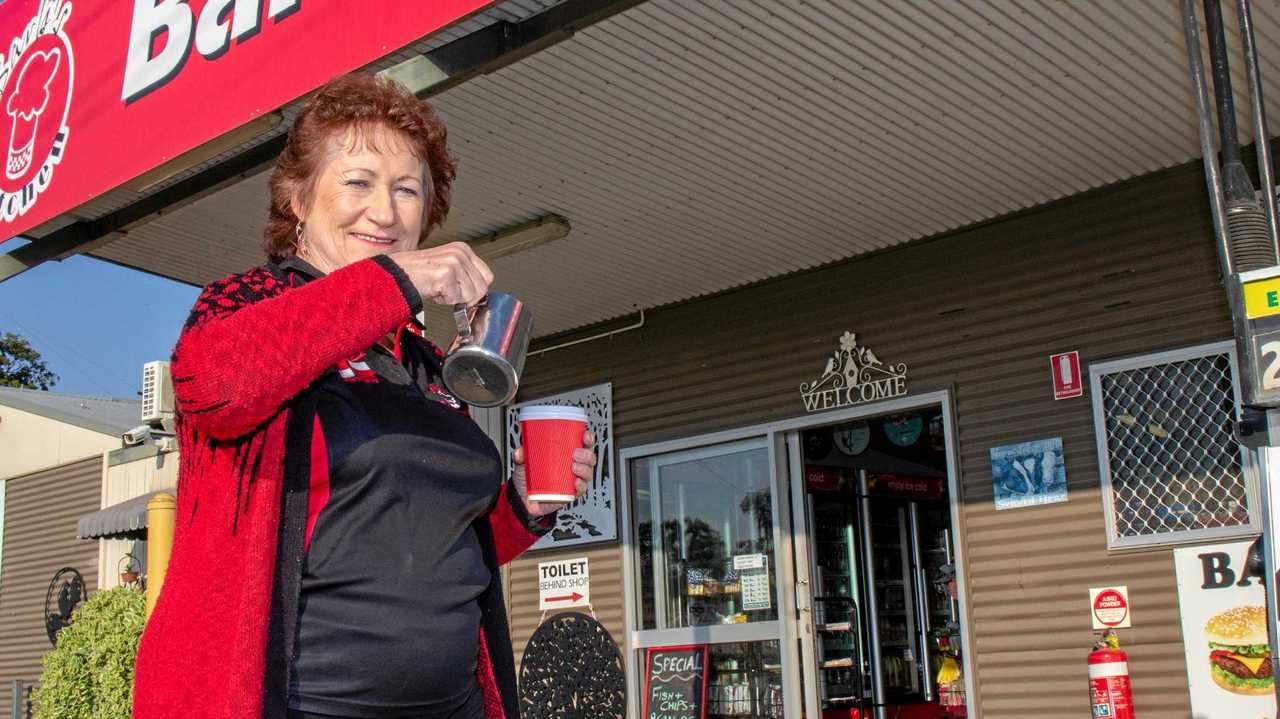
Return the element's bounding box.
[800,332,908,412]
[518,611,626,719]
[44,567,85,645]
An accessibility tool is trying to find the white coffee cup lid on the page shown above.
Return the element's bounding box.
[518,405,589,422]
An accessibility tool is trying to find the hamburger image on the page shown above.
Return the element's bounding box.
[1206,605,1274,696]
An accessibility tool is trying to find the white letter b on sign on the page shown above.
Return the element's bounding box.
[123,0,194,102]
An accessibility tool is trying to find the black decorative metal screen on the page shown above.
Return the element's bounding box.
[518,612,626,719]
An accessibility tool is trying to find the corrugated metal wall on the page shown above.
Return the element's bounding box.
[508,159,1232,717]
[508,543,627,663]
[98,449,179,588]
[0,458,102,717]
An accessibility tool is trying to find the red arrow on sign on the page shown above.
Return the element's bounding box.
[545,592,584,602]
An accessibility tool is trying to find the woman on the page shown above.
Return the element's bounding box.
[132,73,595,719]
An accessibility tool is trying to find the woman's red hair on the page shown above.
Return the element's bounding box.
[263,73,456,261]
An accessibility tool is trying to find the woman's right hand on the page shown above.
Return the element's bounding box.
[389,242,494,306]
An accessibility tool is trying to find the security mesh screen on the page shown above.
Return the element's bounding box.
[1099,352,1251,539]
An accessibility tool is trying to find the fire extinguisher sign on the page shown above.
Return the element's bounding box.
[1090,586,1132,630]
[1050,351,1083,400]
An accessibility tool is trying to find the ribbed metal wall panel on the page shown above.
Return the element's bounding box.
[506,159,1232,716]
[0,458,101,718]
[507,543,626,667]
[99,0,1279,342]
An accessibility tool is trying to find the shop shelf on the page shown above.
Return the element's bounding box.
[818,621,853,632]
[820,657,855,669]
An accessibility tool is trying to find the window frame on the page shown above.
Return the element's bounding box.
[1089,340,1259,550]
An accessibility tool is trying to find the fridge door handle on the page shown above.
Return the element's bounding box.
[916,566,934,702]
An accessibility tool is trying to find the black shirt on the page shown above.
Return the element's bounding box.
[285,262,500,718]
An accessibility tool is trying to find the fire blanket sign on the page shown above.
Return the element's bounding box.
[538,557,590,611]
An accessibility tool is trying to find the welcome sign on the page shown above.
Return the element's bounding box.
[800,331,907,412]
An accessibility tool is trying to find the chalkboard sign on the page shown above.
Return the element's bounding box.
[642,644,709,719]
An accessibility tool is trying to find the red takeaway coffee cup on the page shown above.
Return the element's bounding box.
[519,405,589,503]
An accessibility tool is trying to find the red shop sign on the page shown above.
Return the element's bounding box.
[865,473,944,500]
[0,0,493,238]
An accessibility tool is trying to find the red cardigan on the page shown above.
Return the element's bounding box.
[132,256,545,719]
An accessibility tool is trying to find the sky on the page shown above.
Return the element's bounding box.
[0,237,200,400]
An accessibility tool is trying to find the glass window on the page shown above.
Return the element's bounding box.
[706,641,784,719]
[1090,344,1256,549]
[631,440,778,630]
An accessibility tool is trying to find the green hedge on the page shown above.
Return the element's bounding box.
[31,587,146,719]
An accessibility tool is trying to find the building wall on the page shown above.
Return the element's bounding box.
[0,405,119,480]
[0,457,102,717]
[97,447,179,589]
[507,160,1230,717]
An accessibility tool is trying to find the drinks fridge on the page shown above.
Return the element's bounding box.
[806,470,964,719]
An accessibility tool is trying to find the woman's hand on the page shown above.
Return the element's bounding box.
[511,431,596,517]
[389,242,494,307]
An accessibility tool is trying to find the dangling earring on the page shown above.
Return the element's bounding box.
[295,221,307,256]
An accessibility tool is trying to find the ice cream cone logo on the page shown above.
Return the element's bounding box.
[6,48,61,180]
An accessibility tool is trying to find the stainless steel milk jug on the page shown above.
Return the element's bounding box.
[441,292,532,407]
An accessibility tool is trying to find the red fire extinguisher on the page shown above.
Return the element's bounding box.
[1088,630,1135,719]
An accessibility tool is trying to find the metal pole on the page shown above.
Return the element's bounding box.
[857,472,887,719]
[144,492,176,619]
[1238,0,1280,259]
[1182,0,1235,279]
[9,680,20,719]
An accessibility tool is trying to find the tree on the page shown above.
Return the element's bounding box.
[0,331,57,390]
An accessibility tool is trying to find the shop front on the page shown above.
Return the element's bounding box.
[503,157,1256,719]
[619,392,967,719]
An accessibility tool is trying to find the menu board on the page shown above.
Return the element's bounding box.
[643,645,709,719]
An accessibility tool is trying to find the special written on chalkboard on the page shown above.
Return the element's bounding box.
[643,645,709,719]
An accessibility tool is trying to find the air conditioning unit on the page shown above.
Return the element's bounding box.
[141,361,175,431]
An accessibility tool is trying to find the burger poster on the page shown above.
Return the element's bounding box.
[1174,540,1277,716]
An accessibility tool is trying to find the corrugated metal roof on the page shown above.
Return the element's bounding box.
[89,0,1280,338]
[0,387,139,437]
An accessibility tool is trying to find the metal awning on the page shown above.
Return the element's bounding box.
[76,490,172,540]
[72,0,1280,344]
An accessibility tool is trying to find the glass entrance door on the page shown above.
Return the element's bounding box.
[629,437,796,719]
